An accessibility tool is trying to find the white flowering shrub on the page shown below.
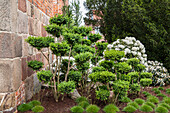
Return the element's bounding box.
[146,60,169,86]
[107,37,147,66]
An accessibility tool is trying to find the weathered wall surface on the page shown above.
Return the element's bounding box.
[0,0,66,112]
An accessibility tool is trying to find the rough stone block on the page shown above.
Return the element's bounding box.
[26,0,31,16]
[25,76,33,101]
[0,0,17,32]
[18,0,26,13]
[22,35,29,56]
[18,11,28,34]
[33,19,41,36]
[0,58,22,92]
[27,55,35,77]
[0,33,22,58]
[41,24,47,37]
[36,53,42,62]
[21,57,28,81]
[28,17,34,35]
[33,74,41,95]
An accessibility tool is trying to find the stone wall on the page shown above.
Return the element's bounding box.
[0,0,67,112]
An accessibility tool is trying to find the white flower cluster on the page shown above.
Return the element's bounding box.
[146,60,169,86]
[107,37,147,66]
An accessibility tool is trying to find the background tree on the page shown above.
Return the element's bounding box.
[84,0,170,72]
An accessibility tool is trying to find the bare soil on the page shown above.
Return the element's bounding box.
[19,85,170,113]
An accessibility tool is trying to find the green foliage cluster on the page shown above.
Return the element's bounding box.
[140,78,152,87]
[158,103,170,110]
[99,60,114,71]
[142,91,151,97]
[88,33,102,43]
[121,74,131,81]
[127,102,140,109]
[49,14,68,25]
[37,70,53,84]
[27,60,43,71]
[103,104,120,113]
[67,70,82,84]
[78,101,90,109]
[89,71,116,83]
[75,52,92,64]
[162,97,170,105]
[86,104,100,113]
[166,89,170,94]
[76,96,89,104]
[157,93,166,97]
[135,64,146,72]
[58,81,75,94]
[95,89,110,101]
[17,100,44,113]
[72,44,95,56]
[115,62,131,74]
[144,102,156,109]
[122,105,137,113]
[139,104,153,112]
[25,36,54,50]
[120,97,132,103]
[155,106,169,113]
[95,42,108,56]
[127,58,140,67]
[82,39,91,46]
[127,72,139,83]
[45,24,63,37]
[73,26,92,36]
[134,98,145,105]
[147,96,159,104]
[50,42,70,56]
[63,33,82,45]
[130,83,140,94]
[104,50,125,61]
[112,80,129,99]
[140,72,153,79]
[92,66,106,73]
[158,87,164,90]
[70,106,84,113]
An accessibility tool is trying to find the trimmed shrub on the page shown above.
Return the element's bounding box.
[130,83,140,93]
[140,78,152,87]
[78,101,90,109]
[70,106,84,113]
[140,72,153,79]
[127,58,140,67]
[58,81,75,94]
[157,93,166,97]
[27,60,43,71]
[96,42,108,56]
[162,97,170,105]
[86,104,100,113]
[154,90,161,94]
[96,89,110,101]
[134,98,145,105]
[158,87,164,90]
[139,104,153,112]
[155,106,169,113]
[144,102,156,109]
[122,105,137,113]
[142,91,152,97]
[88,33,102,43]
[67,70,82,84]
[147,96,159,104]
[17,104,33,112]
[76,96,88,104]
[152,88,158,91]
[99,60,114,71]
[28,100,41,107]
[37,70,53,84]
[127,102,140,109]
[31,105,44,113]
[103,104,120,113]
[166,88,170,94]
[158,103,170,110]
[120,97,132,103]
[127,72,139,83]
[104,50,125,61]
[92,66,106,73]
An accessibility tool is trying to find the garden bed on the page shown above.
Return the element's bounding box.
[19,85,169,113]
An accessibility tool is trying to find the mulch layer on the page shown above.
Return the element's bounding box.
[18,85,170,113]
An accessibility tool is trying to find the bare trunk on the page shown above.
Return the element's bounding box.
[65,46,72,81]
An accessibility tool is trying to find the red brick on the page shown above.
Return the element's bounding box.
[18,0,27,13]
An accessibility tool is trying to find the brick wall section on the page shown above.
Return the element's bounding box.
[0,0,68,112]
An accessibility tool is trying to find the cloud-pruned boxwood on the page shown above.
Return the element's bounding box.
[45,24,63,37]
[37,70,53,84]
[27,60,44,71]
[88,33,102,43]
[31,105,44,113]
[122,105,137,113]
[50,42,70,56]
[140,72,153,79]
[96,89,110,101]
[78,101,90,109]
[147,96,159,104]
[86,104,100,113]
[127,58,140,68]
[67,70,82,85]
[82,39,91,46]
[60,59,73,75]
[140,78,152,87]
[127,102,140,109]
[127,72,139,83]
[139,104,153,112]
[155,106,169,113]
[114,62,131,74]
[63,33,83,46]
[96,42,108,56]
[104,50,125,61]
[58,81,75,94]
[49,14,68,26]
[103,104,120,113]
[135,64,146,72]
[70,106,84,113]
[99,60,114,71]
[73,26,92,37]
[130,83,140,94]
[25,36,54,50]
[92,66,106,73]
